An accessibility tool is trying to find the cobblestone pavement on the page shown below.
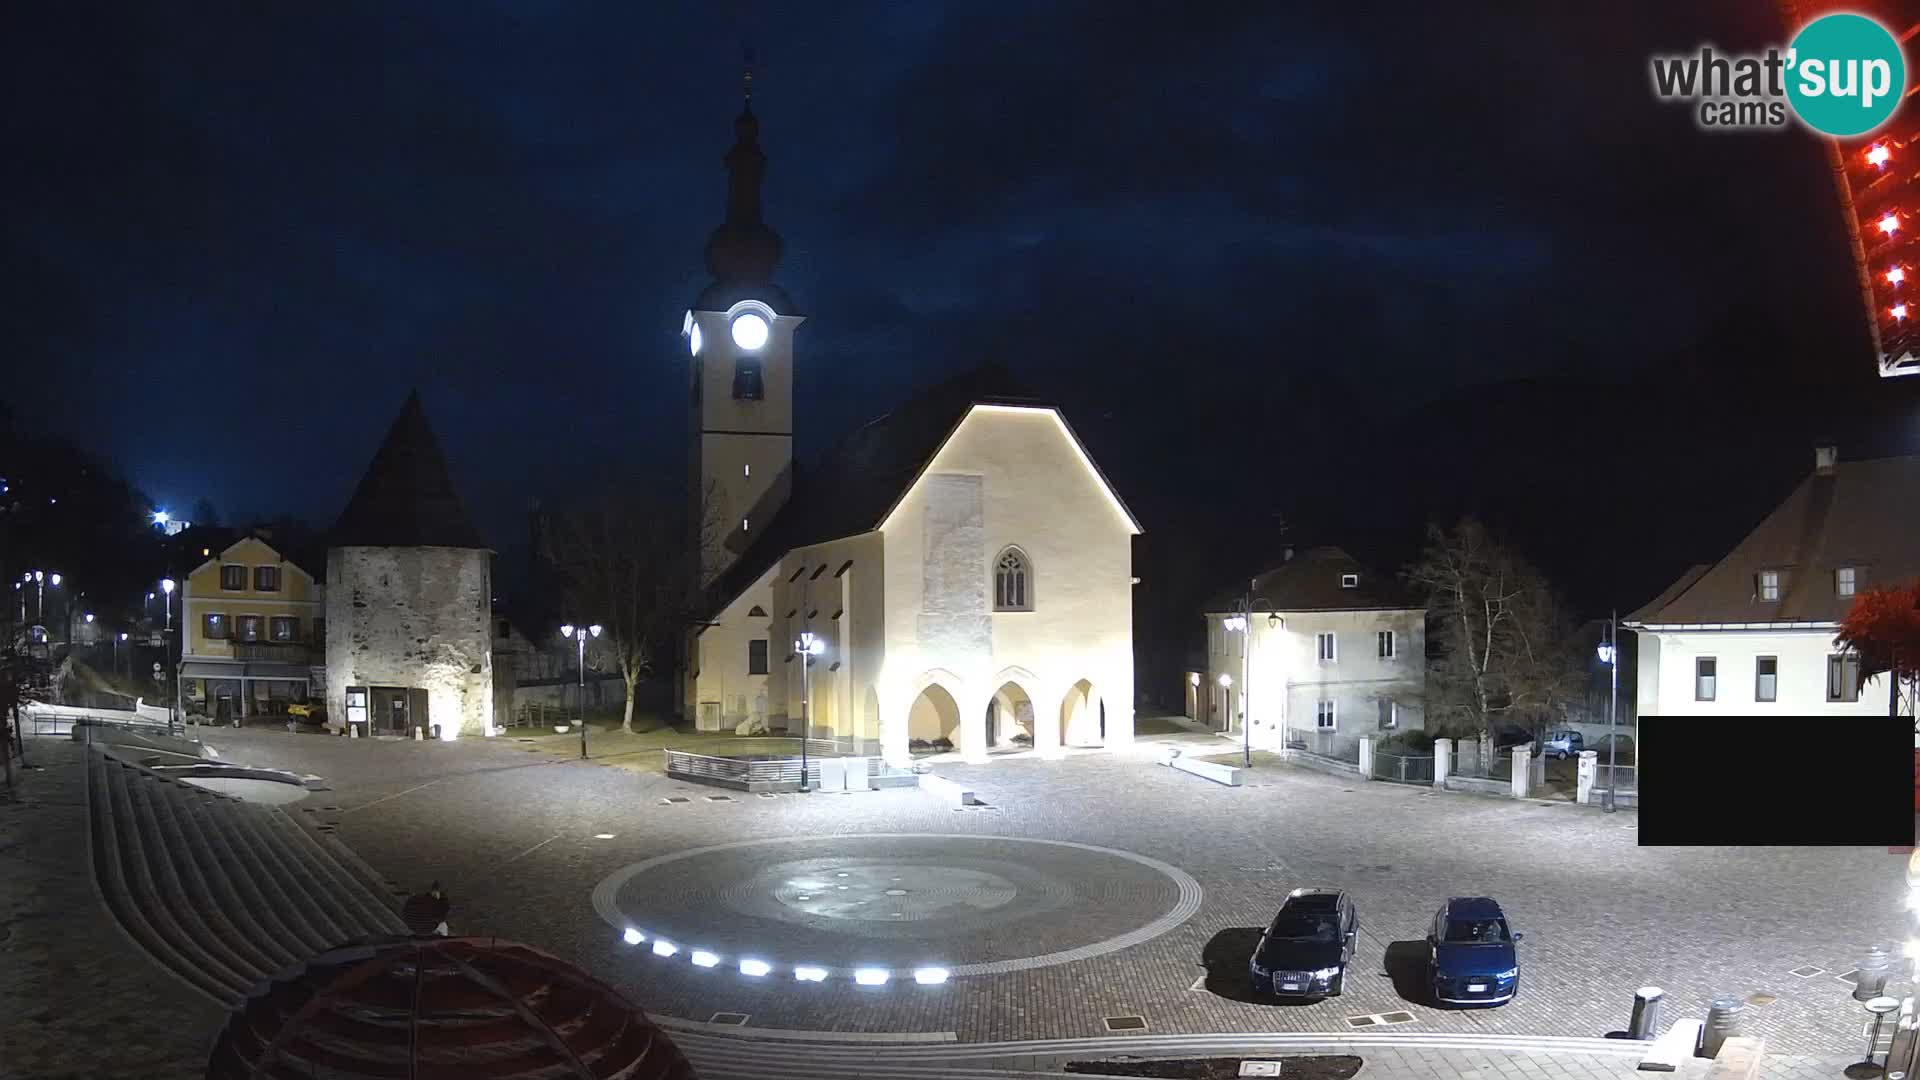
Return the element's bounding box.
[1,738,222,1079]
[198,725,1913,1058]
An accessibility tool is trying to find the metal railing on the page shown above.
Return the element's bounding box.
[663,749,821,786]
[1451,745,1514,780]
[1373,750,1435,785]
[24,704,176,737]
[1595,763,1638,792]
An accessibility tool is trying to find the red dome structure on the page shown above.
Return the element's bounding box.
[206,936,697,1079]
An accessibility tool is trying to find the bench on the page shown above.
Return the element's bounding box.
[919,773,978,806]
[1702,1036,1763,1080]
[1169,755,1245,787]
[1638,1019,1703,1072]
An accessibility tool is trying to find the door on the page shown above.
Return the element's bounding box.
[387,690,409,734]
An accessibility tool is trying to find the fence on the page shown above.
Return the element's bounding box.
[1373,750,1435,786]
[1595,763,1637,793]
[662,748,910,791]
[1451,743,1513,781]
[23,702,176,737]
[1289,734,1361,765]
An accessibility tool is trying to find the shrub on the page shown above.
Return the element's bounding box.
[1011,733,1033,746]
[931,737,954,751]
[1379,729,1435,754]
[909,738,931,750]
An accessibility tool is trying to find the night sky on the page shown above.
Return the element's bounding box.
[10,2,1920,657]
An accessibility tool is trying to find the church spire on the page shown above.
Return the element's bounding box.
[705,53,783,284]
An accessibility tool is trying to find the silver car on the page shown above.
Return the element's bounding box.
[1540,730,1585,759]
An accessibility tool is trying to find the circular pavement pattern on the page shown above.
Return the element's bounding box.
[592,833,1203,979]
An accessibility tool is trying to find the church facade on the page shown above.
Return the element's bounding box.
[683,88,1140,766]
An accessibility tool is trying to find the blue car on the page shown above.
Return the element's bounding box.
[1426,897,1521,1006]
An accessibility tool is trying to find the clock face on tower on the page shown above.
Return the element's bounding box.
[730,312,769,351]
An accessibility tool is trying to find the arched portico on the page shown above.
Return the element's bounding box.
[1059,678,1105,749]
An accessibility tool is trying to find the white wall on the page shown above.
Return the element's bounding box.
[1635,627,1895,716]
[325,546,494,739]
[1207,607,1426,755]
[691,302,802,583]
[691,564,776,731]
[877,405,1137,764]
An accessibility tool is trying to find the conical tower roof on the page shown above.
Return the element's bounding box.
[331,391,488,549]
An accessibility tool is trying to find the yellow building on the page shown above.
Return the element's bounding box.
[180,535,324,722]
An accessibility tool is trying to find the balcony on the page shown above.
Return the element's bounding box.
[231,641,315,663]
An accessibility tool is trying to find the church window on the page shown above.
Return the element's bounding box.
[748,639,769,675]
[993,547,1033,611]
[732,358,765,400]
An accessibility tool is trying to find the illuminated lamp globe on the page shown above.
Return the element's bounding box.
[1870,144,1892,167]
[730,312,770,351]
[689,321,703,357]
[161,578,176,594]
[1882,213,1901,235]
[1891,267,1906,285]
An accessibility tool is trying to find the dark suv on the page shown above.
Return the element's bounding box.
[1427,896,1521,1006]
[1249,888,1358,998]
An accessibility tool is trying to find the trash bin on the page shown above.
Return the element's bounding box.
[1856,944,1896,1002]
[1702,994,1743,1058]
[1629,986,1665,1040]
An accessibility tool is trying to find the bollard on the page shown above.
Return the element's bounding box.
[1856,944,1896,1002]
[1702,994,1744,1058]
[1629,986,1665,1040]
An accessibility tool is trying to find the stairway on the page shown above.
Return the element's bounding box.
[85,747,409,1008]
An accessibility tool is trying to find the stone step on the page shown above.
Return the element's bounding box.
[141,771,288,979]
[192,773,339,962]
[170,785,307,975]
[88,754,248,1005]
[121,770,274,986]
[264,811,406,937]
[224,798,356,952]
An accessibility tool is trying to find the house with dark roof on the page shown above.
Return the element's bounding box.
[1624,445,1920,718]
[681,88,1142,763]
[323,392,495,740]
[1199,547,1426,759]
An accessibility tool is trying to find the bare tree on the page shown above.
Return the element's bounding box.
[541,481,723,733]
[1405,518,1583,739]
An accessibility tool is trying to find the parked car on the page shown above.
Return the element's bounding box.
[1540,730,1585,759]
[1249,888,1359,998]
[1427,896,1521,1006]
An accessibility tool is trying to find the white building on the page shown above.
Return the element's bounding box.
[1625,446,1919,719]
[1200,547,1426,758]
[683,91,1141,765]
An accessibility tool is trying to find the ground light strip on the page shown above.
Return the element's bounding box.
[592,833,1203,983]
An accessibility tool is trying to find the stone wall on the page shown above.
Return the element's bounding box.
[326,546,493,738]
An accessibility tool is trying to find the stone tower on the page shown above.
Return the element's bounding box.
[686,70,804,585]
[325,392,494,739]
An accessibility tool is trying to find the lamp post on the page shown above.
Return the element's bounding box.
[1596,612,1619,814]
[795,631,825,792]
[116,631,127,680]
[559,623,601,760]
[1224,603,1253,767]
[161,578,176,734]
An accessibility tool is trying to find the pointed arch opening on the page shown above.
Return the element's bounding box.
[907,682,963,755]
[1059,678,1105,749]
[985,680,1037,752]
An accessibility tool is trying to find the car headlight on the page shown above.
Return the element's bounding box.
[1311,966,1342,980]
[1250,961,1268,975]
[1496,967,1518,979]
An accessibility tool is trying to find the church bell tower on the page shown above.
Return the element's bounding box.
[687,65,802,585]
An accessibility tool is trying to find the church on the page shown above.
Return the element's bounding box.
[683,85,1141,767]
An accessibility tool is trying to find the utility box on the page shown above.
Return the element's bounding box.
[844,757,870,792]
[817,757,846,792]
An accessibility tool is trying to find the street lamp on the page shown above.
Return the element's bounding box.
[161,578,177,733]
[559,623,601,759]
[1596,612,1619,814]
[795,631,825,792]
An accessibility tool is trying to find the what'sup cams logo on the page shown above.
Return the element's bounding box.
[1651,12,1906,136]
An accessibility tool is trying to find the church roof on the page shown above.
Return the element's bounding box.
[705,363,1052,613]
[1203,546,1419,615]
[331,391,489,550]
[1626,450,1920,626]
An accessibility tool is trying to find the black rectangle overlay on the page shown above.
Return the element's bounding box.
[1638,715,1912,846]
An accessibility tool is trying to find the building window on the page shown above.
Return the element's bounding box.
[1755,656,1777,702]
[732,358,765,400]
[1377,630,1395,659]
[1836,566,1857,597]
[748,639,769,675]
[1828,654,1862,702]
[1316,699,1336,730]
[1694,656,1716,701]
[1316,632,1337,662]
[220,565,247,591]
[203,613,227,640]
[237,615,263,642]
[1757,570,1780,602]
[1377,699,1396,730]
[994,547,1033,611]
[271,616,298,642]
[254,565,281,592]
[1341,573,1359,588]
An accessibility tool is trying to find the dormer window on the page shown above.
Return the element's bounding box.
[1341,573,1359,589]
[732,358,765,400]
[1836,566,1857,597]
[1757,570,1781,602]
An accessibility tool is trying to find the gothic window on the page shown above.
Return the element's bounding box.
[993,547,1033,611]
[732,358,764,400]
